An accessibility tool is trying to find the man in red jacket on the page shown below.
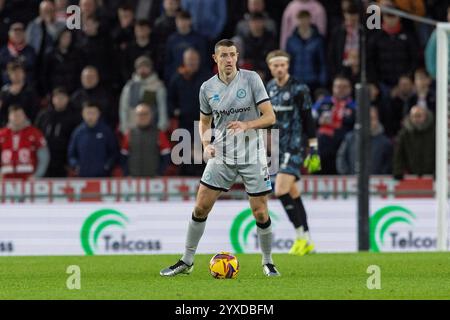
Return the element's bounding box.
[0,105,49,180]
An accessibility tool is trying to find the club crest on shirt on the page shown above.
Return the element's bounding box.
[237,89,246,99]
[283,92,291,101]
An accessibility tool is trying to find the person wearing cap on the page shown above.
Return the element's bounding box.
[119,55,168,134]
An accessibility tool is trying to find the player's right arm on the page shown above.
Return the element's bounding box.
[199,84,215,159]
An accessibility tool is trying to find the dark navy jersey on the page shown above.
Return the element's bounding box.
[267,76,315,155]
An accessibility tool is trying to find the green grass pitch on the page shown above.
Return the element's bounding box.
[0,252,449,300]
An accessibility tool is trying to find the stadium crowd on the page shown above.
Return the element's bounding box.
[0,0,449,180]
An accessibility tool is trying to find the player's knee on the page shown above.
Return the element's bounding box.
[193,205,211,219]
[252,208,268,224]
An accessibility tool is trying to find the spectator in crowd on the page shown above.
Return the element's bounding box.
[280,0,327,49]
[393,106,435,179]
[0,104,49,180]
[0,62,38,127]
[154,0,180,47]
[235,0,277,38]
[134,0,162,23]
[238,13,277,80]
[68,102,118,178]
[328,3,360,80]
[121,103,171,177]
[111,4,135,53]
[79,0,108,32]
[165,11,208,82]
[43,29,82,94]
[286,10,327,93]
[337,106,393,175]
[35,87,80,177]
[54,0,69,23]
[367,10,418,97]
[77,16,113,86]
[120,56,168,134]
[411,68,435,114]
[26,0,65,57]
[313,75,356,174]
[425,5,450,79]
[121,19,157,83]
[168,48,211,137]
[181,0,227,42]
[385,74,415,137]
[71,66,117,130]
[0,22,36,85]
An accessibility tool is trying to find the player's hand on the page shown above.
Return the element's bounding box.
[303,146,321,174]
[203,144,215,161]
[227,121,248,134]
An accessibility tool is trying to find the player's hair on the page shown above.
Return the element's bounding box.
[266,50,290,65]
[297,10,311,19]
[82,101,101,112]
[214,39,236,53]
[176,10,191,20]
[8,104,24,113]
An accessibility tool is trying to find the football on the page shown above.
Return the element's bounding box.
[209,252,240,279]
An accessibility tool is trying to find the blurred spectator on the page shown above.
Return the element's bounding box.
[26,0,65,57]
[181,0,227,42]
[328,3,360,80]
[367,11,418,96]
[71,66,117,130]
[235,0,277,38]
[120,56,168,134]
[35,87,80,177]
[385,74,415,137]
[411,68,435,114]
[280,0,327,49]
[134,0,162,23]
[79,0,108,32]
[77,16,113,86]
[121,19,157,83]
[0,22,36,85]
[286,10,327,92]
[168,48,211,137]
[425,5,450,79]
[154,0,180,45]
[121,103,171,177]
[165,11,208,83]
[111,4,135,53]
[54,0,69,23]
[0,62,38,127]
[43,29,82,94]
[377,0,425,16]
[313,75,356,174]
[238,13,276,80]
[337,107,393,175]
[68,102,118,178]
[393,106,435,179]
[0,104,49,180]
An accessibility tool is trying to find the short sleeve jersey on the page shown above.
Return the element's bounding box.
[199,69,270,163]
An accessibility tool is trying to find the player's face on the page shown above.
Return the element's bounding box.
[269,60,289,80]
[213,46,238,76]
